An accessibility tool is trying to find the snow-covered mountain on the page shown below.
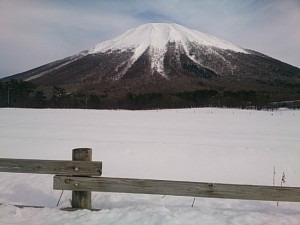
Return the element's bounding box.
[90,23,247,54]
[3,23,300,98]
[87,23,248,78]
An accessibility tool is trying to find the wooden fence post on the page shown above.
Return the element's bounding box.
[72,148,92,209]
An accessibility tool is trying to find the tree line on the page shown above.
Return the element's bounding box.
[0,79,43,108]
[0,79,104,109]
[1,79,299,110]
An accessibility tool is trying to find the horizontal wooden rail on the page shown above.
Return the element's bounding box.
[54,176,300,202]
[0,158,102,176]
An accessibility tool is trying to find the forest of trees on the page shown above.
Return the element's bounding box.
[0,79,299,110]
[0,79,42,108]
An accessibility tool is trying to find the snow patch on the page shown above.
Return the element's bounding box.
[149,47,167,78]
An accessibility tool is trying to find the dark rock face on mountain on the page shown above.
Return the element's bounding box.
[2,23,300,109]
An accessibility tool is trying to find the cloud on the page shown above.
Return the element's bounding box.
[0,0,140,77]
[228,0,300,66]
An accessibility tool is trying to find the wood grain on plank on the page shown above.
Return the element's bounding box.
[0,158,102,176]
[54,176,300,202]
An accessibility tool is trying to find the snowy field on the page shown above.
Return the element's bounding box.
[0,107,299,225]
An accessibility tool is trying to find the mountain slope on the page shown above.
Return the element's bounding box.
[2,23,300,109]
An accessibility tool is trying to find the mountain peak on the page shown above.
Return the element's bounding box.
[89,23,247,54]
[88,23,248,77]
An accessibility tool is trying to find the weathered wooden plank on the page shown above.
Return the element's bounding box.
[54,176,300,202]
[0,158,102,176]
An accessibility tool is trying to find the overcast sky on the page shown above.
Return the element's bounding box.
[0,0,299,78]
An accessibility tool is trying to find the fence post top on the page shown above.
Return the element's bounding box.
[72,148,92,152]
[72,148,92,161]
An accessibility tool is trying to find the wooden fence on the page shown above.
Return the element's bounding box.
[1,148,300,210]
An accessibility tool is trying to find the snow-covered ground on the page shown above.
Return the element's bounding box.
[0,108,299,225]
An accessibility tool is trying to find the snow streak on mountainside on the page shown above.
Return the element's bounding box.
[88,23,249,78]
